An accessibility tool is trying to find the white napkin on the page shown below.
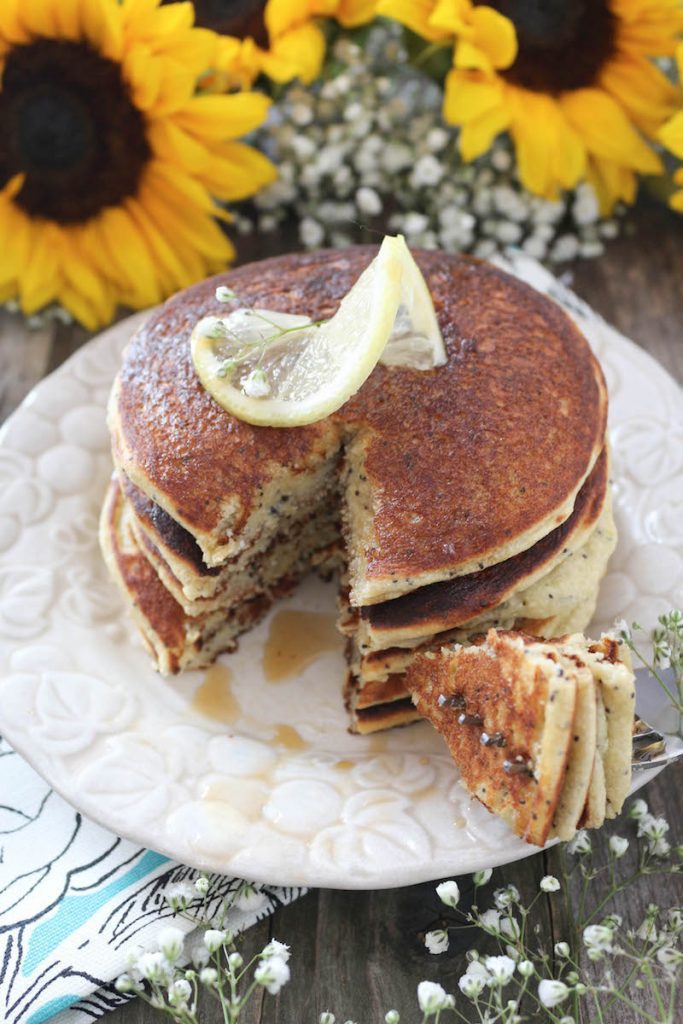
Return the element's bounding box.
[0,737,304,1024]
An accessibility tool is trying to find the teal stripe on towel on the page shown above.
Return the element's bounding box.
[23,850,169,975]
[27,993,80,1023]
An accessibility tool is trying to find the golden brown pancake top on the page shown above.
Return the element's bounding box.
[114,247,607,583]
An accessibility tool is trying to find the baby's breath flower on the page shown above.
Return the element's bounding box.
[165,880,195,910]
[204,929,228,954]
[473,868,492,886]
[417,980,451,1014]
[356,186,382,216]
[628,798,649,820]
[637,814,671,857]
[300,216,325,249]
[583,925,614,959]
[517,960,535,978]
[540,875,561,893]
[424,929,449,954]
[157,926,184,964]
[458,971,486,999]
[478,908,501,934]
[194,875,210,896]
[499,915,521,944]
[554,942,570,958]
[494,885,520,909]
[567,830,592,855]
[254,955,290,995]
[228,952,243,970]
[199,967,218,987]
[385,1012,400,1024]
[241,368,271,399]
[136,951,174,985]
[436,880,460,908]
[538,979,571,1008]
[656,946,683,976]
[319,1013,336,1024]
[114,973,139,994]
[262,939,291,962]
[559,1017,576,1024]
[484,955,516,986]
[168,979,192,1008]
[215,286,236,303]
[234,884,269,913]
[609,836,629,858]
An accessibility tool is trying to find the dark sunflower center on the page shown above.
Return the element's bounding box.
[0,39,150,224]
[188,0,269,49]
[478,0,617,93]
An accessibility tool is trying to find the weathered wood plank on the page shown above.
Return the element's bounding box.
[0,312,55,424]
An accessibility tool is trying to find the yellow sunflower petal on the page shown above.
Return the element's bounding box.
[172,93,271,141]
[265,0,315,38]
[61,227,116,324]
[509,90,585,199]
[17,0,61,38]
[141,168,234,261]
[0,198,30,289]
[443,69,505,125]
[122,43,162,111]
[147,117,211,173]
[80,0,124,61]
[52,0,84,40]
[587,158,637,213]
[125,196,200,291]
[612,0,683,57]
[335,0,377,27]
[147,160,230,220]
[561,88,662,174]
[258,22,327,85]
[95,206,163,308]
[196,142,277,201]
[377,0,451,43]
[470,7,517,70]
[19,224,62,314]
[600,51,680,137]
[444,70,510,159]
[0,0,33,45]
[659,110,683,160]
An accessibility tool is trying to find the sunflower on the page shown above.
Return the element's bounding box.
[212,0,377,89]
[659,43,683,211]
[0,0,276,329]
[380,0,683,211]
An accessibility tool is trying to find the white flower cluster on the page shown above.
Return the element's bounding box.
[240,26,623,264]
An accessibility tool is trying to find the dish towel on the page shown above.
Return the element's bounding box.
[0,737,305,1024]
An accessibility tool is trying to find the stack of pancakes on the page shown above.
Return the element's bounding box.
[101,247,613,730]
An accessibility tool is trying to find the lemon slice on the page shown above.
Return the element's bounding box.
[191,235,445,427]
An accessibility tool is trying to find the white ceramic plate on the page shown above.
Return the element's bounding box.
[0,255,680,889]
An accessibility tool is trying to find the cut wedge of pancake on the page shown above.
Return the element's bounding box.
[405,629,635,845]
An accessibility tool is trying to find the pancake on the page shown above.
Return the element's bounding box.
[122,474,341,616]
[404,629,635,844]
[110,247,607,604]
[101,477,298,673]
[406,631,578,846]
[353,448,610,651]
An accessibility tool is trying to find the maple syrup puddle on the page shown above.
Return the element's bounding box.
[192,663,240,724]
[272,724,308,750]
[263,610,342,682]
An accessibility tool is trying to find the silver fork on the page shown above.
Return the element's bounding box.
[631,666,682,773]
[632,719,683,772]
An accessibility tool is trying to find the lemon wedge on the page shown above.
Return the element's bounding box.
[191,235,445,427]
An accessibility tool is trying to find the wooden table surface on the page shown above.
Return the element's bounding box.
[1,198,682,1023]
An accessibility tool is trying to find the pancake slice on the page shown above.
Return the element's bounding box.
[558,634,636,819]
[551,656,598,840]
[404,628,635,844]
[406,631,578,846]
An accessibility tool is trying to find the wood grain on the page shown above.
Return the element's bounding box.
[0,199,681,1024]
